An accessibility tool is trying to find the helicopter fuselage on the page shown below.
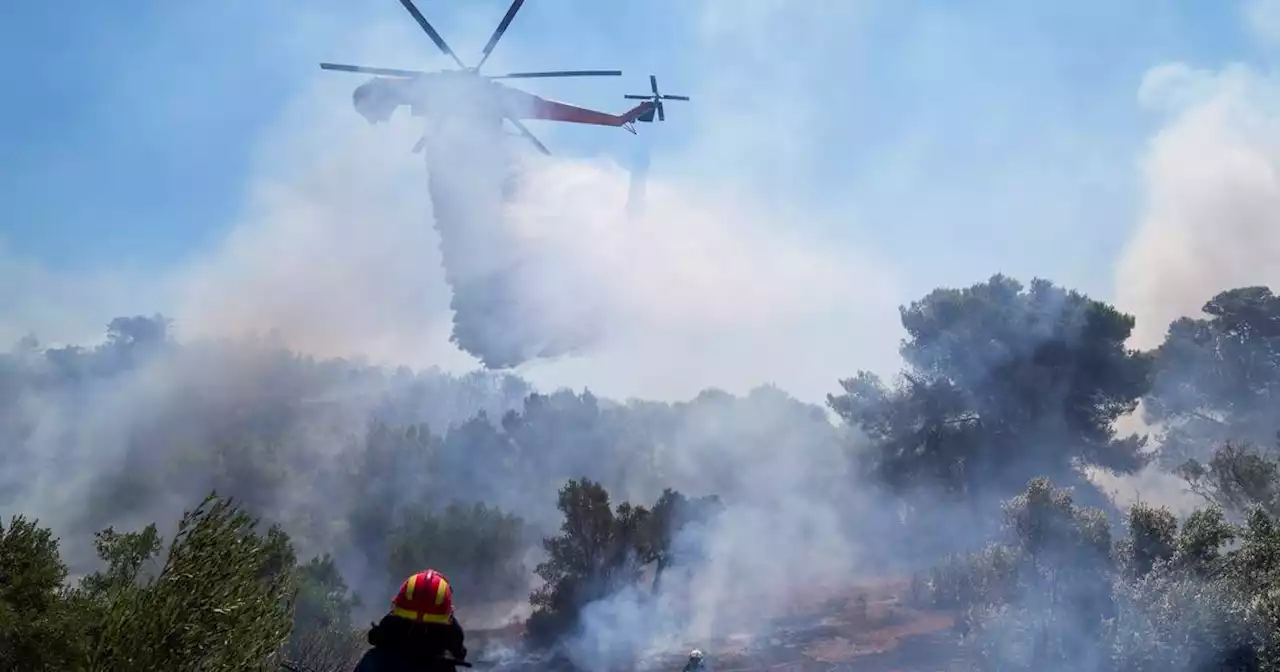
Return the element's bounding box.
[323,0,685,156]
[353,72,509,126]
[351,71,661,135]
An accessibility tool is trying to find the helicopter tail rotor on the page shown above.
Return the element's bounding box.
[623,74,688,122]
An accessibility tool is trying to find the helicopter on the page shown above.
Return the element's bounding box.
[319,0,690,155]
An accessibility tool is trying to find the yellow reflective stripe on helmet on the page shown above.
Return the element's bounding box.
[391,607,451,624]
[435,577,449,605]
[405,573,418,601]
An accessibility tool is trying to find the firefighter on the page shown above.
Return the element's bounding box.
[683,649,707,672]
[354,569,468,672]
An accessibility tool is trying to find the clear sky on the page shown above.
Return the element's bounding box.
[4,0,1280,403]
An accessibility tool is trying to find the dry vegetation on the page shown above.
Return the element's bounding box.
[7,280,1280,671]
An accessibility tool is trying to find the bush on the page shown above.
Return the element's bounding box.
[83,494,298,671]
[921,543,1020,609]
[285,553,364,671]
[290,554,359,638]
[526,479,651,647]
[386,502,529,607]
[1,495,305,671]
[0,515,84,671]
[927,475,1280,671]
[525,479,722,651]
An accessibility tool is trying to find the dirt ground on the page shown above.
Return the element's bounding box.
[469,579,970,672]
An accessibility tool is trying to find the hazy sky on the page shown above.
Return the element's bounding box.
[4,0,1280,403]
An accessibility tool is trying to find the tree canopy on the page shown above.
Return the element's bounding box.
[11,274,1280,670]
[830,275,1151,505]
[1147,286,1280,467]
[1,494,306,672]
[526,479,722,651]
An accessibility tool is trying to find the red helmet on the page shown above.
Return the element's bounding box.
[391,569,454,624]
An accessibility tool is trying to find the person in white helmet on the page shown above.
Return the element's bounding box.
[683,649,707,672]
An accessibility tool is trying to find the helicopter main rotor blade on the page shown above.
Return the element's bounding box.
[624,94,689,100]
[320,62,426,78]
[399,0,468,70]
[476,0,525,71]
[505,115,550,155]
[490,70,622,79]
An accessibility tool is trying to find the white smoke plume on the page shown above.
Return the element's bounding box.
[0,4,905,642]
[1115,62,1280,348]
[109,7,907,403]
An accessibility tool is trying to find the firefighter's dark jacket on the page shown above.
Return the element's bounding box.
[353,613,467,672]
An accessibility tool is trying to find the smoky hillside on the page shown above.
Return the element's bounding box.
[0,313,851,618]
[10,276,1280,671]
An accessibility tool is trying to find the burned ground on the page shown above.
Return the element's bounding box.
[469,579,969,672]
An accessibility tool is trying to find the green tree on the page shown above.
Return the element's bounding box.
[1001,478,1115,660]
[289,554,359,640]
[526,479,652,646]
[829,275,1150,507]
[1146,287,1280,468]
[439,413,520,509]
[643,488,723,593]
[1114,502,1177,579]
[500,391,621,504]
[1107,505,1269,671]
[524,480,723,650]
[386,502,529,606]
[345,420,440,586]
[84,493,298,671]
[79,524,163,595]
[1178,440,1280,517]
[284,554,364,672]
[0,515,83,671]
[924,478,1115,669]
[1171,506,1236,576]
[938,481,1280,670]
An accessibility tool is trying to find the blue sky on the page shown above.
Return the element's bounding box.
[1,1,1277,401]
[0,1,1245,272]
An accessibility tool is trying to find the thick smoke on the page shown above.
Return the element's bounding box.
[6,2,1187,668]
[415,77,604,368]
[12,3,1280,671]
[0,17,906,636]
[380,80,901,375]
[1115,62,1280,348]
[0,327,523,563]
[3,4,906,402]
[1103,56,1280,514]
[0,44,900,616]
[555,386,867,669]
[0,322,877,637]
